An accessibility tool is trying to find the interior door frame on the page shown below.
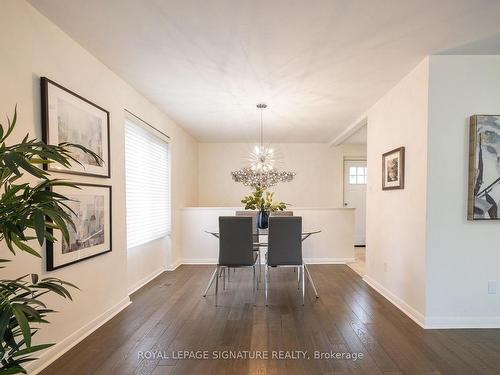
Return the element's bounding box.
[343,157,367,247]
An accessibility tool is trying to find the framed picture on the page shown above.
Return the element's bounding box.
[382,147,405,190]
[46,183,112,271]
[468,115,500,221]
[41,77,110,178]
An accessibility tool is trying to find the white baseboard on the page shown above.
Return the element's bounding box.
[363,275,425,328]
[165,258,182,271]
[180,258,354,265]
[128,267,166,295]
[304,257,355,264]
[27,296,131,375]
[182,258,217,264]
[425,316,500,329]
[362,276,500,329]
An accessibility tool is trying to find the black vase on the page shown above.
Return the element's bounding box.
[257,210,270,229]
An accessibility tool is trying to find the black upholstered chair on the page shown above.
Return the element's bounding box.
[235,211,261,278]
[215,216,258,306]
[235,210,259,245]
[265,216,305,305]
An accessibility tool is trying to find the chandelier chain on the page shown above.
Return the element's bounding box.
[260,107,263,148]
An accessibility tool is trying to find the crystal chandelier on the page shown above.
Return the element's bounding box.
[231,104,295,189]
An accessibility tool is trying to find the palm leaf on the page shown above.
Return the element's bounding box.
[0,107,84,373]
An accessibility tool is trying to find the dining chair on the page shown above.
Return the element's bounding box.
[270,210,295,273]
[214,216,259,306]
[271,211,293,216]
[235,210,259,244]
[265,216,305,305]
[235,211,261,279]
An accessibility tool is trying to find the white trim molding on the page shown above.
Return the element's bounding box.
[27,296,131,375]
[304,257,355,264]
[182,258,217,264]
[128,261,182,291]
[363,276,500,329]
[363,275,425,328]
[329,115,367,146]
[181,258,355,265]
[128,267,166,295]
[165,259,182,271]
[425,316,500,329]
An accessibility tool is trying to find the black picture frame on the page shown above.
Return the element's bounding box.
[46,183,112,271]
[41,77,111,178]
[382,147,405,191]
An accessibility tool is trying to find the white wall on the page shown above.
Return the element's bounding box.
[181,207,355,264]
[365,58,429,326]
[366,55,500,329]
[0,0,198,371]
[198,143,366,207]
[425,55,500,327]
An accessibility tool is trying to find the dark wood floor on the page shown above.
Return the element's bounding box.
[41,265,500,375]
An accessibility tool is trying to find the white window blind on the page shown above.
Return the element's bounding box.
[125,119,170,248]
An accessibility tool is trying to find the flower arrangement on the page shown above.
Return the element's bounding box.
[241,186,287,212]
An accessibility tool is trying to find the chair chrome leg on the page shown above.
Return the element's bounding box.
[257,251,261,290]
[253,265,257,306]
[304,264,319,298]
[253,265,256,293]
[301,265,305,306]
[297,265,300,289]
[265,265,269,306]
[222,267,226,290]
[215,266,219,306]
[203,267,218,297]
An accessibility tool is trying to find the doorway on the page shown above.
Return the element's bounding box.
[343,159,367,276]
[343,159,367,246]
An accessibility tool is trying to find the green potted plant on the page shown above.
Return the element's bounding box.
[0,107,100,374]
[241,186,287,229]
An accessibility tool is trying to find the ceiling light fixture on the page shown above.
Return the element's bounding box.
[231,103,295,189]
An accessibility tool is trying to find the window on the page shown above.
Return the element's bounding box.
[125,119,170,248]
[349,166,367,185]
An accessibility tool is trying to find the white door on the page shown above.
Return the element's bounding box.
[343,160,367,246]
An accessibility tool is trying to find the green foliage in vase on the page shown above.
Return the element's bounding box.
[0,107,101,374]
[241,186,287,212]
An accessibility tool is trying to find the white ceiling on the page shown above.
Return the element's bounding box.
[29,0,500,143]
[440,33,500,55]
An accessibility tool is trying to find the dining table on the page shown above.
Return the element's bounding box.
[203,229,321,299]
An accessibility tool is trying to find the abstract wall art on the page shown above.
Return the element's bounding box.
[41,77,110,178]
[468,115,500,220]
[46,183,112,270]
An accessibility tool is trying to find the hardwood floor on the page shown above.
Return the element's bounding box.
[41,265,500,375]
